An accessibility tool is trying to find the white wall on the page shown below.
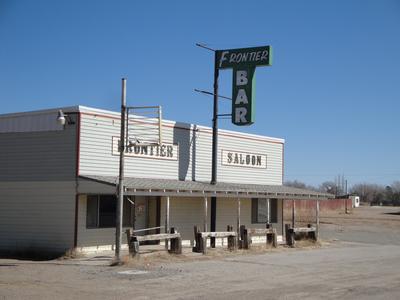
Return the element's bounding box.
[79,111,283,185]
[0,181,76,255]
[76,195,132,252]
[76,195,284,250]
[216,198,283,236]
[160,196,210,246]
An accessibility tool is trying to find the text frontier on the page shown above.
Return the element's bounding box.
[219,49,269,68]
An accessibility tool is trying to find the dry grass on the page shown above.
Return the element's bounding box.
[119,241,321,268]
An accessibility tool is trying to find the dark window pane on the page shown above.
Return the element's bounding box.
[270,198,278,223]
[251,198,258,223]
[257,199,268,223]
[99,195,116,227]
[251,198,278,224]
[86,195,98,228]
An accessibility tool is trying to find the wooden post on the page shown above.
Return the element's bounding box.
[169,227,182,254]
[239,225,245,249]
[193,225,204,253]
[227,225,236,251]
[227,225,232,250]
[193,225,199,252]
[243,226,250,249]
[237,197,241,242]
[131,236,139,256]
[285,224,291,246]
[266,223,273,246]
[267,198,270,226]
[291,199,296,228]
[316,199,320,241]
[165,196,170,250]
[272,228,277,248]
[203,196,208,232]
[281,199,285,241]
[285,224,294,247]
[201,234,207,255]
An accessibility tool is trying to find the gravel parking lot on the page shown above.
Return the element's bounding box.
[1,206,399,299]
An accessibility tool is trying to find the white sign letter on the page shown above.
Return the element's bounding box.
[219,51,229,68]
[235,89,248,104]
[235,107,248,123]
[236,70,248,85]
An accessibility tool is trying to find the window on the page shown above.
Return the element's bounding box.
[86,195,133,228]
[251,198,278,223]
[86,195,98,228]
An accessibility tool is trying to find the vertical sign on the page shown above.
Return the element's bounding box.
[216,46,272,126]
[232,67,256,125]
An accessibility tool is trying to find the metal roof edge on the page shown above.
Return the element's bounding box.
[0,105,81,118]
[79,175,334,199]
[77,105,285,144]
[0,105,284,143]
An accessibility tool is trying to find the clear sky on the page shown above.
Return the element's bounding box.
[1,0,399,188]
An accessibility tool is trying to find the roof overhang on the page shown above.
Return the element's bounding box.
[78,175,334,200]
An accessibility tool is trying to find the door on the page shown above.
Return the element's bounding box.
[134,196,148,234]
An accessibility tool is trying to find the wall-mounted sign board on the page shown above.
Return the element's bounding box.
[112,137,178,161]
[221,149,267,169]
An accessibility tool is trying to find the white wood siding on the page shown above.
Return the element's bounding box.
[216,198,283,235]
[160,196,210,245]
[77,195,210,249]
[0,115,77,181]
[79,112,283,185]
[76,195,131,250]
[0,110,64,133]
[0,181,76,254]
[76,195,283,249]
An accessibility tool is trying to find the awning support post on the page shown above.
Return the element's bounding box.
[237,197,241,242]
[316,199,320,240]
[291,199,296,228]
[203,196,208,232]
[281,199,285,239]
[165,196,170,250]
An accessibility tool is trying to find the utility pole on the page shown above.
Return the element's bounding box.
[115,78,126,263]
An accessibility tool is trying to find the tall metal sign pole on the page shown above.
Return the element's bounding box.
[211,52,219,185]
[116,78,126,262]
[210,52,219,248]
[208,46,272,247]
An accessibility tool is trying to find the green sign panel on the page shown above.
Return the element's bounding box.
[232,67,256,125]
[216,46,272,69]
[216,46,272,126]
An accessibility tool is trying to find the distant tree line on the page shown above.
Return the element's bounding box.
[285,180,400,206]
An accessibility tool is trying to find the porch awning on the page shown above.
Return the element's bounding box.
[79,175,334,200]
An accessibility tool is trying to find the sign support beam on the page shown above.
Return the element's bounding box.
[115,78,126,263]
[165,196,170,250]
[210,51,219,248]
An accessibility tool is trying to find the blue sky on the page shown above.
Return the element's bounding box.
[1,0,399,187]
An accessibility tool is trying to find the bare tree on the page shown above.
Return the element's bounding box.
[285,180,306,189]
[285,180,317,191]
[350,183,385,204]
[319,181,337,194]
[390,181,400,206]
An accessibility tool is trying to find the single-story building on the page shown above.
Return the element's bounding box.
[0,106,332,255]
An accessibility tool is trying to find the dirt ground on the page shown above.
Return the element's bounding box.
[1,206,400,299]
